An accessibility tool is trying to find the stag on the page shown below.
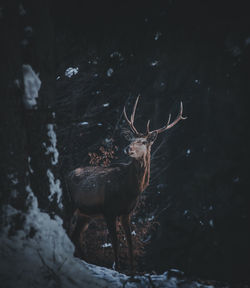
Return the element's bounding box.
[68,96,186,272]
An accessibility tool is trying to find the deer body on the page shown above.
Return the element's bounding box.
[68,97,186,273]
[69,155,149,216]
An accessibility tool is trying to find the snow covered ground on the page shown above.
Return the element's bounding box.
[0,188,215,288]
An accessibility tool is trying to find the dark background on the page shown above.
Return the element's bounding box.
[1,0,250,286]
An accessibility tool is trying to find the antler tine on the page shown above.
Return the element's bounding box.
[130,95,140,123]
[146,120,150,134]
[123,96,140,135]
[150,101,187,134]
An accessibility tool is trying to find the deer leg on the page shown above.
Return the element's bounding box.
[70,210,90,256]
[105,216,119,270]
[121,214,135,274]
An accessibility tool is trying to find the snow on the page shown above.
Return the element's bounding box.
[110,51,124,61]
[47,169,63,209]
[150,60,159,67]
[65,67,79,78]
[45,124,59,165]
[101,243,112,248]
[79,121,89,126]
[186,149,191,156]
[28,156,34,174]
[14,79,21,88]
[107,68,114,77]
[22,64,41,109]
[0,190,216,287]
[169,268,184,275]
[97,123,103,126]
[147,216,154,221]
[8,173,18,185]
[131,231,136,236]
[154,32,162,40]
[103,103,110,107]
[209,219,214,228]
[0,187,125,288]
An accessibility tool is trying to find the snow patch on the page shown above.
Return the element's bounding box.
[110,51,124,61]
[1,184,219,287]
[22,64,41,109]
[103,103,110,107]
[65,67,79,78]
[154,32,162,40]
[209,219,214,228]
[45,123,59,165]
[101,243,112,248]
[79,121,89,126]
[107,68,114,77]
[28,156,34,174]
[7,173,18,185]
[150,60,159,67]
[147,215,154,221]
[47,169,63,209]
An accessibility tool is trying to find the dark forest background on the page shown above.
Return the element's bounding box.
[1,0,250,286]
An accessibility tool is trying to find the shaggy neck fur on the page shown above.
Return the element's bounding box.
[132,147,151,193]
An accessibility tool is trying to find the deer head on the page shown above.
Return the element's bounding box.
[123,96,187,160]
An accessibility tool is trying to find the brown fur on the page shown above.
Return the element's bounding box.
[67,136,154,273]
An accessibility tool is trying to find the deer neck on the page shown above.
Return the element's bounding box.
[131,149,151,193]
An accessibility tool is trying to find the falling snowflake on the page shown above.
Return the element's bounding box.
[65,67,79,78]
[107,68,114,77]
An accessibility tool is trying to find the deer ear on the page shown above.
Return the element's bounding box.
[121,129,135,141]
[147,131,158,143]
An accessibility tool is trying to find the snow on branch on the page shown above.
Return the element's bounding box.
[47,169,63,209]
[45,124,59,165]
[22,64,41,109]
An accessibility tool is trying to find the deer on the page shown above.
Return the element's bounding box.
[67,96,186,273]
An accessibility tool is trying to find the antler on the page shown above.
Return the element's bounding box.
[123,95,141,135]
[148,101,187,134]
[124,96,187,136]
